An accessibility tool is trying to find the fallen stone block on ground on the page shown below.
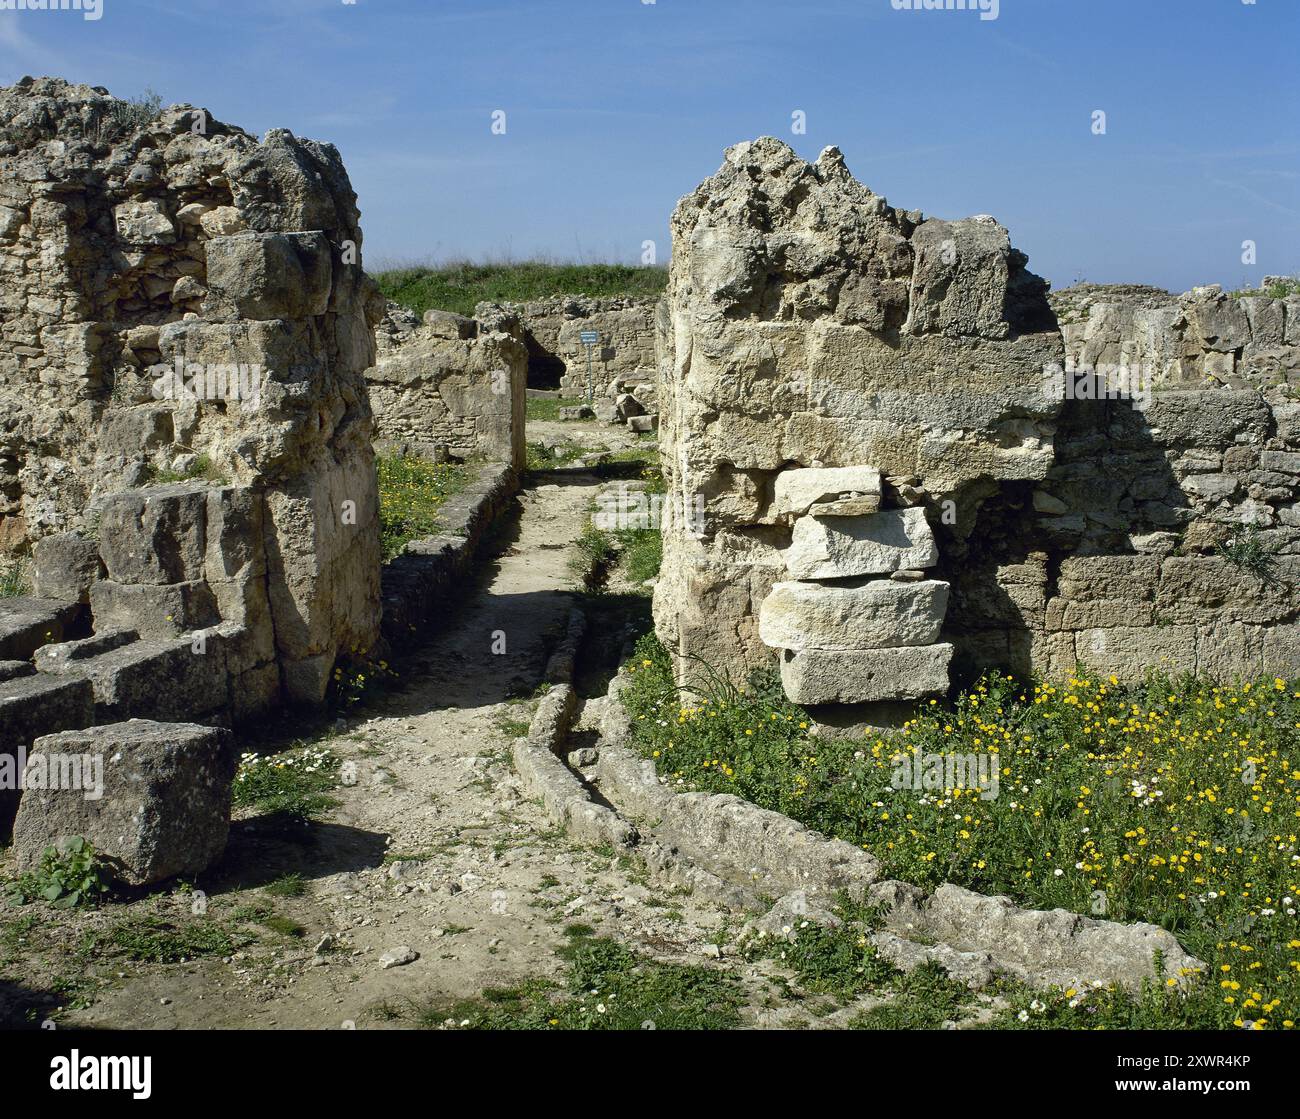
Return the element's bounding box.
[12,719,237,886]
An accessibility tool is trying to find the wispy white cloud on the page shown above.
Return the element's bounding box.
[0,15,72,75]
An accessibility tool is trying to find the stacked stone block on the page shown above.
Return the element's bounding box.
[757,466,952,704]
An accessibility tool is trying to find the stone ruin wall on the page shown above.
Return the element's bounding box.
[950,281,1300,685]
[653,138,1300,712]
[477,295,657,399]
[0,77,385,715]
[368,302,526,472]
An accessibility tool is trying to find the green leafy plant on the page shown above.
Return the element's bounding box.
[9,837,111,909]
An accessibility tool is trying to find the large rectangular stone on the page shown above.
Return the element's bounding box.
[785,507,937,580]
[0,597,84,660]
[90,579,220,639]
[50,636,229,722]
[96,483,210,585]
[759,579,948,651]
[13,720,237,886]
[204,231,332,321]
[780,643,953,704]
[772,466,882,521]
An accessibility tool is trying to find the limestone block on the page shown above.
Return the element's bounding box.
[89,580,220,640]
[31,532,102,603]
[786,507,937,580]
[13,720,237,885]
[780,643,953,704]
[204,231,332,321]
[0,597,84,661]
[759,578,948,651]
[96,484,210,586]
[114,199,176,245]
[905,216,1014,340]
[771,465,882,522]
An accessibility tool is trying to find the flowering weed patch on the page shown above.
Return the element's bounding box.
[622,633,1300,1029]
[231,745,341,822]
[377,455,472,561]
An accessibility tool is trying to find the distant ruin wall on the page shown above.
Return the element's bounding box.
[368,303,526,472]
[477,296,657,397]
[0,77,384,708]
[653,138,1300,706]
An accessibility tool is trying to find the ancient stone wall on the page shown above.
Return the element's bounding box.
[653,138,1060,706]
[368,302,526,471]
[476,295,656,397]
[653,138,1300,709]
[945,281,1300,683]
[0,77,384,711]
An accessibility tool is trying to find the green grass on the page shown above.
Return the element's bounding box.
[92,917,248,964]
[415,927,744,1030]
[613,528,662,586]
[569,524,616,590]
[0,557,30,598]
[1217,524,1280,582]
[232,902,306,939]
[264,873,307,898]
[526,396,589,423]
[377,455,473,561]
[374,261,668,319]
[1232,275,1300,300]
[144,453,229,486]
[525,440,590,472]
[622,633,1300,1030]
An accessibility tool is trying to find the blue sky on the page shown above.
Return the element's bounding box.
[1,0,1295,292]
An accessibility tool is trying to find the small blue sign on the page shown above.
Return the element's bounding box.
[580,331,600,345]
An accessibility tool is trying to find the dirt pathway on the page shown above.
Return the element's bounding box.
[43,465,783,1030]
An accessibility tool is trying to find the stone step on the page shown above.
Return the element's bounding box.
[0,673,95,839]
[38,633,229,723]
[33,627,139,673]
[0,596,86,661]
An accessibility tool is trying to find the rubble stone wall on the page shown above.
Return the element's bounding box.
[0,77,385,710]
[477,295,656,397]
[946,282,1300,683]
[368,303,526,471]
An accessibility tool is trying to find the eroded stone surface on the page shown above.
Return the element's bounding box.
[13,719,237,885]
[780,643,954,704]
[759,578,948,651]
[786,507,939,580]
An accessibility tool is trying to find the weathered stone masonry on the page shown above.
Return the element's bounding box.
[0,77,385,737]
[368,302,527,472]
[653,138,1300,710]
